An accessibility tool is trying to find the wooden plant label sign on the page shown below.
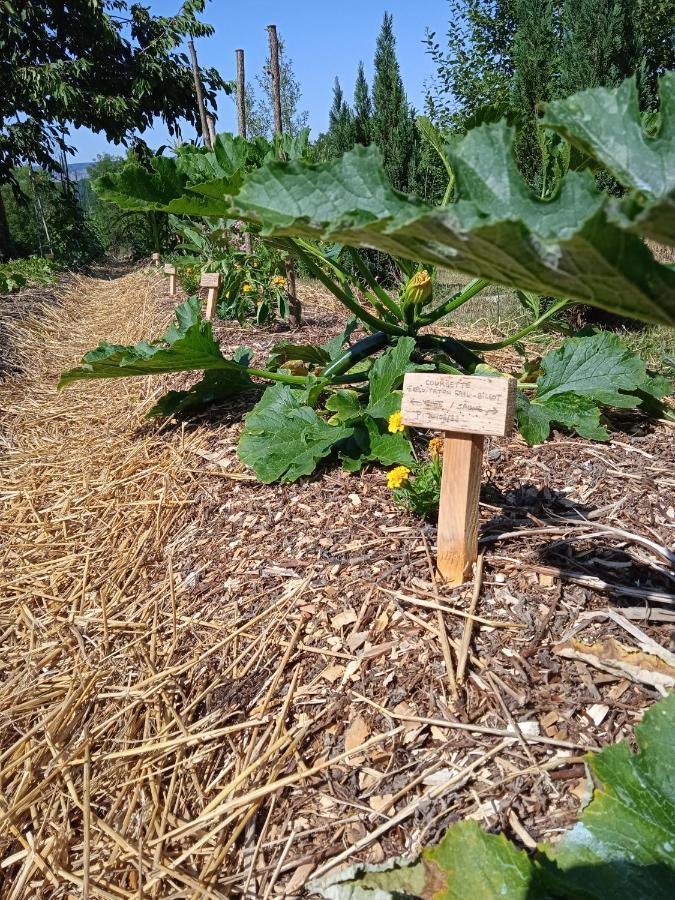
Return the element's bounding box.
[401,373,516,437]
[164,264,177,296]
[200,272,222,321]
[401,373,516,585]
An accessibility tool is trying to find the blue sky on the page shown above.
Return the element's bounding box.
[71,0,450,161]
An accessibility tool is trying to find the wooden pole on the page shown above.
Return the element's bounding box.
[151,252,160,268]
[188,39,213,149]
[266,26,284,139]
[437,433,484,584]
[236,49,247,140]
[267,25,301,326]
[236,49,253,256]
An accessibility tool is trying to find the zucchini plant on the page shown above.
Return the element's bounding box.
[60,75,674,484]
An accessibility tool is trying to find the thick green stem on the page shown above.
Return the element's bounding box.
[347,248,403,319]
[248,367,309,385]
[418,278,490,326]
[289,243,407,336]
[462,299,573,349]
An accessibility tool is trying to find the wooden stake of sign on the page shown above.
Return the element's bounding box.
[151,252,160,268]
[164,264,176,296]
[401,373,516,584]
[201,272,221,321]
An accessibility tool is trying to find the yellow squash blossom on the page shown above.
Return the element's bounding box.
[401,269,432,307]
[387,410,404,433]
[429,437,443,459]
[387,466,411,489]
[243,283,254,293]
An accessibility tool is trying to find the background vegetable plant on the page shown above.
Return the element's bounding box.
[60,76,674,485]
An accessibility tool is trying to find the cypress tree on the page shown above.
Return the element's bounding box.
[510,0,558,186]
[353,62,372,145]
[558,0,640,96]
[327,78,354,155]
[371,13,418,192]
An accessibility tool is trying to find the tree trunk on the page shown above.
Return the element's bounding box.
[267,24,301,325]
[188,39,213,149]
[0,190,12,260]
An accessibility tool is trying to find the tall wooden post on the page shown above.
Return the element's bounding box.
[236,49,247,139]
[188,39,213,149]
[267,25,301,326]
[236,49,253,256]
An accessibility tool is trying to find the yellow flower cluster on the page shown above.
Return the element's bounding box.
[387,411,404,433]
[429,437,443,459]
[387,466,411,489]
[272,275,286,287]
[243,283,254,293]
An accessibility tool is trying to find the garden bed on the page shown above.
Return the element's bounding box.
[0,267,673,896]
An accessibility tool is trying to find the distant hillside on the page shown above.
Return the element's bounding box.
[68,162,92,182]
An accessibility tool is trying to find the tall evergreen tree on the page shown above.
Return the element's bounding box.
[558,0,640,96]
[511,0,558,185]
[353,62,372,146]
[371,13,418,192]
[327,78,354,155]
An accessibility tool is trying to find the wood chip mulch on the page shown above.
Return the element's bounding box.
[0,267,673,897]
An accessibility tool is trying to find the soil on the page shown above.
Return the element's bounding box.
[0,267,673,897]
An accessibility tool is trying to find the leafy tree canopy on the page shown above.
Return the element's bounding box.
[0,0,227,186]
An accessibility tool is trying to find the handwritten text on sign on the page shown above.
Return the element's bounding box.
[401,373,516,437]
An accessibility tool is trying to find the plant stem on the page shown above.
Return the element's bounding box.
[462,299,573,349]
[288,242,407,336]
[347,248,403,319]
[419,278,490,326]
[247,367,308,385]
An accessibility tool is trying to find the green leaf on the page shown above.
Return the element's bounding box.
[325,389,363,423]
[366,337,418,417]
[339,417,414,473]
[266,342,331,371]
[228,91,675,325]
[58,298,247,388]
[148,349,256,418]
[424,821,538,899]
[543,74,675,245]
[546,692,675,897]
[515,333,671,443]
[237,384,353,483]
[417,115,455,183]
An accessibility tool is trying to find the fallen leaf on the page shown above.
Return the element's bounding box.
[332,608,358,629]
[554,637,675,691]
[368,794,394,813]
[344,716,370,759]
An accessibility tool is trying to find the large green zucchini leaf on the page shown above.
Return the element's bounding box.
[516,332,672,443]
[229,135,675,325]
[311,693,675,899]
[58,298,251,388]
[237,384,353,483]
[543,74,675,246]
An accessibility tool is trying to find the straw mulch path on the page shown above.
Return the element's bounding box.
[1,268,674,897]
